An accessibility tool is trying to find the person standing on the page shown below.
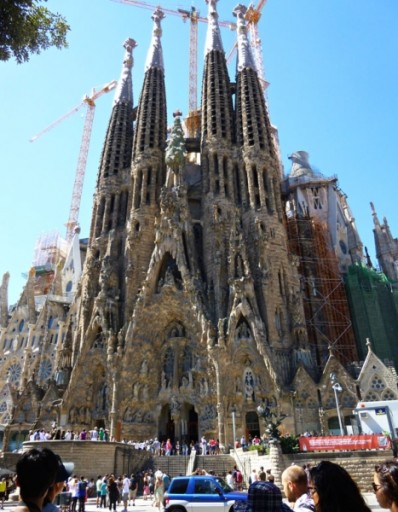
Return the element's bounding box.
[14,448,64,512]
[96,476,103,508]
[248,471,291,512]
[77,477,87,512]
[69,476,79,512]
[309,461,370,512]
[281,465,314,511]
[153,475,164,511]
[107,477,118,512]
[373,460,398,512]
[0,478,6,509]
[99,478,108,508]
[128,474,138,507]
[121,475,130,512]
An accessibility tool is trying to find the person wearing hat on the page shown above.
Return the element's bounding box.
[247,471,291,512]
[14,448,69,512]
[43,459,74,512]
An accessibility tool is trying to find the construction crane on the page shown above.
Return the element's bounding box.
[227,0,268,93]
[111,0,235,135]
[245,0,268,92]
[30,80,117,242]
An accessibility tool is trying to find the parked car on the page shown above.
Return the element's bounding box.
[164,475,248,512]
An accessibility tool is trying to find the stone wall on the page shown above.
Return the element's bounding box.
[233,446,393,493]
[21,441,152,478]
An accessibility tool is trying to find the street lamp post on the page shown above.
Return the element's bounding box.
[231,405,236,451]
[330,373,344,435]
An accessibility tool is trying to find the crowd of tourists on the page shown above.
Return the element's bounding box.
[9,445,398,512]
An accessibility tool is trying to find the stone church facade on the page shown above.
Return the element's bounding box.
[0,1,397,450]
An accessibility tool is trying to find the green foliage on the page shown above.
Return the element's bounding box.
[248,444,269,455]
[0,0,70,63]
[165,116,187,170]
[263,412,287,441]
[280,434,300,454]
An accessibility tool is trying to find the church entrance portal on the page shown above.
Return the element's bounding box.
[159,403,198,443]
[246,411,260,438]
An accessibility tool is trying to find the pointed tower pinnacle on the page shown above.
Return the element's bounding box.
[145,8,165,72]
[204,0,224,55]
[370,201,381,228]
[233,4,256,72]
[113,38,137,107]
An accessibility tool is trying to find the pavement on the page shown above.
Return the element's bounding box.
[3,493,385,512]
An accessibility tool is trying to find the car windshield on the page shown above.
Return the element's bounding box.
[215,477,233,493]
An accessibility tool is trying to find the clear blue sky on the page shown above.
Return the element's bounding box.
[1,0,397,305]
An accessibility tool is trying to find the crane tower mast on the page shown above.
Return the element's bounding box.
[30,80,117,242]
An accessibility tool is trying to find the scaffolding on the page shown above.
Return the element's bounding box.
[287,215,358,368]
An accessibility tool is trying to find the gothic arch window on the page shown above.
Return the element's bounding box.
[236,318,251,340]
[235,254,245,278]
[7,363,21,384]
[168,322,185,339]
[383,389,396,401]
[274,309,283,337]
[311,187,322,210]
[371,376,385,391]
[18,319,25,333]
[162,347,174,389]
[223,157,229,197]
[38,359,53,381]
[156,253,183,292]
[364,391,379,401]
[341,393,356,408]
[243,368,256,402]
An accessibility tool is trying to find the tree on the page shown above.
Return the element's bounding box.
[0,0,70,63]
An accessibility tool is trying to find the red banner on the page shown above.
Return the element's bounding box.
[299,434,391,452]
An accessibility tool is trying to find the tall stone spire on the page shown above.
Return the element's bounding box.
[90,38,136,241]
[126,9,167,317]
[131,8,167,163]
[200,0,236,320]
[234,3,274,158]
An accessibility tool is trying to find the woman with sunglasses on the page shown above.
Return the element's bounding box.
[373,460,398,511]
[308,460,371,512]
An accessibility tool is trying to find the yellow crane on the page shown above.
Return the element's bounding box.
[30,80,117,242]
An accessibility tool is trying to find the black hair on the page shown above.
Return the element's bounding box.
[309,460,371,512]
[375,460,398,505]
[16,448,59,500]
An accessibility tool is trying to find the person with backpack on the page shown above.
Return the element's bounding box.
[235,469,243,490]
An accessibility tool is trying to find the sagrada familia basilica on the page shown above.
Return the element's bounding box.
[0,1,398,450]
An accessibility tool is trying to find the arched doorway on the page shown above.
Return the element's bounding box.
[246,411,260,438]
[159,404,174,442]
[158,402,198,443]
[187,406,198,443]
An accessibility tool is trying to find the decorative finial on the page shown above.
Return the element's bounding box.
[366,338,373,352]
[113,38,137,106]
[204,0,224,54]
[145,8,165,71]
[233,4,256,72]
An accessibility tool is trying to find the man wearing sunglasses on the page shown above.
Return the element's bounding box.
[281,465,315,511]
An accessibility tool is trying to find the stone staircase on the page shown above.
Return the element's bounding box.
[150,454,237,479]
[195,454,236,477]
[152,455,191,478]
